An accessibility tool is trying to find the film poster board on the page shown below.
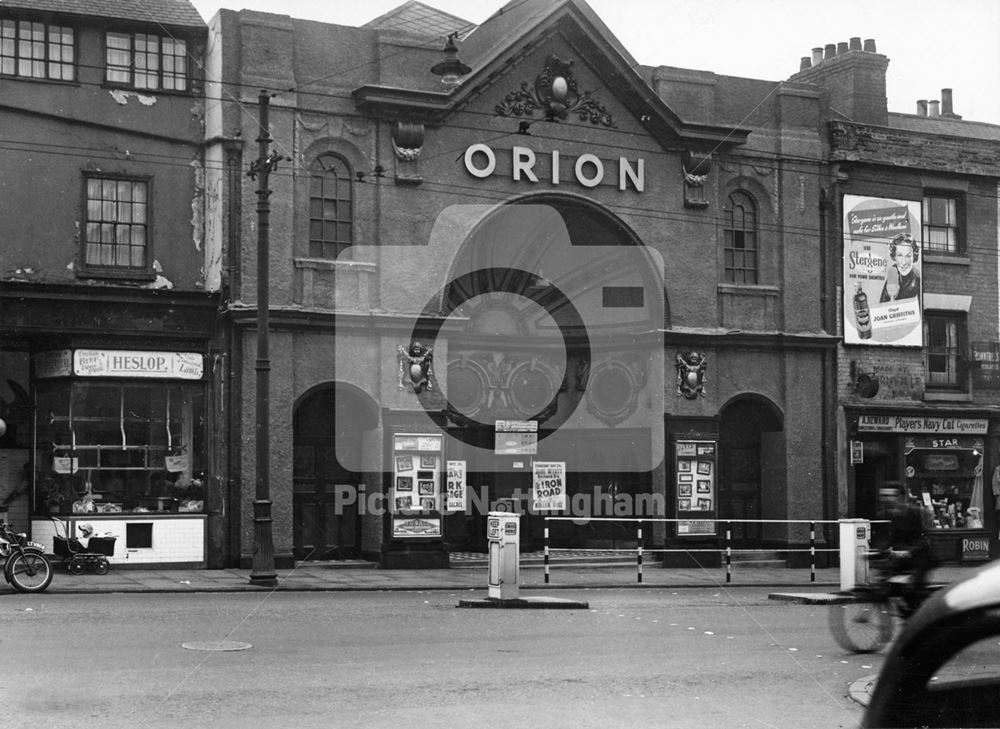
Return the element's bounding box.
[392,433,442,538]
[445,460,466,512]
[675,440,717,536]
[532,461,566,511]
[842,194,923,346]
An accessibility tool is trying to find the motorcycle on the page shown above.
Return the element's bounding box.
[0,512,53,593]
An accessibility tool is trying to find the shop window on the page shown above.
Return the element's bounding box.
[308,153,353,259]
[922,192,963,255]
[723,190,758,284]
[924,313,968,391]
[0,19,75,81]
[905,447,984,531]
[105,32,187,91]
[34,381,206,515]
[81,175,152,277]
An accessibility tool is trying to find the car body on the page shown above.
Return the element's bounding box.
[863,559,1000,727]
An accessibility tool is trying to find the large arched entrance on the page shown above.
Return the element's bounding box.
[718,396,784,545]
[434,194,664,551]
[292,384,376,560]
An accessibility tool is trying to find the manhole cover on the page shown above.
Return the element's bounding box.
[182,640,252,652]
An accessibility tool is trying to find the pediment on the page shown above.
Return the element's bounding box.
[353,0,747,151]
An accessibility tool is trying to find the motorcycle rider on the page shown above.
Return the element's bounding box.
[871,485,934,611]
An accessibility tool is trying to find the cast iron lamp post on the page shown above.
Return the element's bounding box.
[247,91,283,587]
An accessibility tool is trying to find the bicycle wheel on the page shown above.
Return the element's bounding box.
[5,551,54,593]
[828,598,893,653]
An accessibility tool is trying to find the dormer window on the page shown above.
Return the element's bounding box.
[1,19,74,80]
[106,32,187,91]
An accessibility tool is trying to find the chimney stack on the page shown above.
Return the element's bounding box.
[929,99,940,116]
[791,38,888,126]
[917,99,928,116]
[941,88,955,117]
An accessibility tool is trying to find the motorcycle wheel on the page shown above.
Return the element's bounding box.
[5,551,53,593]
[828,598,893,653]
[94,558,110,576]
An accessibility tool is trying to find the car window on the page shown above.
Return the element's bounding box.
[931,635,1000,685]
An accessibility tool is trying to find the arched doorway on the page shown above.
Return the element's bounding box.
[292,384,376,560]
[719,396,784,545]
[435,194,663,550]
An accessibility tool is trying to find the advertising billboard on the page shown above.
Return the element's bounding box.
[842,195,923,346]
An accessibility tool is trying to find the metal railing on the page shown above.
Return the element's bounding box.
[541,516,844,584]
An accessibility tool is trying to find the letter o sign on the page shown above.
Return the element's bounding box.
[464,143,496,178]
[574,153,604,188]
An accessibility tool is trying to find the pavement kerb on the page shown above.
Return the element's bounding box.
[848,675,877,707]
[7,563,973,596]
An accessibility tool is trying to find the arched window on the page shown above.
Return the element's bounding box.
[309,153,353,258]
[723,190,758,284]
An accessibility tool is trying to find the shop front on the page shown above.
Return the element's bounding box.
[29,348,209,567]
[848,410,995,564]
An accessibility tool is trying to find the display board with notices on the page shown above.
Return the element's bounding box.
[674,439,717,537]
[391,433,442,538]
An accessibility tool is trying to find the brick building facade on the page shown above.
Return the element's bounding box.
[209,0,841,568]
[792,43,1000,563]
[0,0,226,566]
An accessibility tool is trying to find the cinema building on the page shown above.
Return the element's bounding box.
[206,0,1000,568]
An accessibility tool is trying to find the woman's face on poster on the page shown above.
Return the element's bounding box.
[894,244,915,275]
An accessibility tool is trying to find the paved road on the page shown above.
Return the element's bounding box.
[2,588,876,729]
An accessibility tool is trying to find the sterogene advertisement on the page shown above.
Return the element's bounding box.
[842,195,923,346]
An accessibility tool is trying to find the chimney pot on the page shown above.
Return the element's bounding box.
[824,43,836,60]
[941,88,954,115]
[929,99,940,116]
[849,37,862,51]
[812,47,824,64]
[863,38,877,52]
[800,56,811,71]
[917,99,928,116]
[837,41,849,55]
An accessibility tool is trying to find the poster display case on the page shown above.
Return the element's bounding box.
[391,433,443,538]
[675,439,718,536]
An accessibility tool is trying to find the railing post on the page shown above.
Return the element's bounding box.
[543,521,550,584]
[637,522,643,584]
[809,521,816,583]
[725,522,732,583]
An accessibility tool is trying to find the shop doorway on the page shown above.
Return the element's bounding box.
[853,442,894,521]
[292,384,374,560]
[719,397,783,546]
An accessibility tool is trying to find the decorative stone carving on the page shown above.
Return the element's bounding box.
[398,341,434,393]
[495,53,617,127]
[583,356,647,426]
[445,352,562,424]
[675,351,707,399]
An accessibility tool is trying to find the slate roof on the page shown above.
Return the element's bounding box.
[363,0,474,37]
[888,112,1000,141]
[0,0,206,28]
